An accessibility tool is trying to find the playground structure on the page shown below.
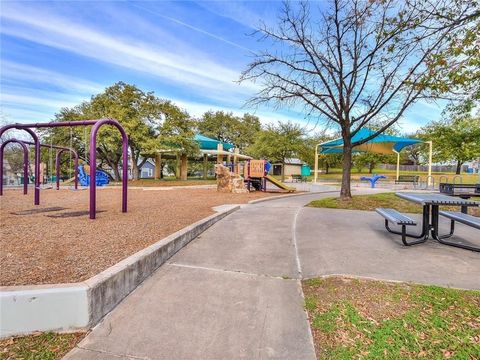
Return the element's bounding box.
[360,174,386,188]
[77,164,110,187]
[243,159,295,192]
[0,118,128,219]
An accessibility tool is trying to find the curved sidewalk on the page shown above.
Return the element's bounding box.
[66,191,480,359]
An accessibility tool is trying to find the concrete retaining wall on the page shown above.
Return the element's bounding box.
[0,205,239,338]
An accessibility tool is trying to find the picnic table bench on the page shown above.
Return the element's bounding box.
[395,175,419,184]
[292,174,307,182]
[375,208,417,245]
[439,183,480,198]
[375,192,479,251]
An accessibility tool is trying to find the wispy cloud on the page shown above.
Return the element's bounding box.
[1,91,87,110]
[0,3,257,97]
[129,2,253,53]
[1,61,104,94]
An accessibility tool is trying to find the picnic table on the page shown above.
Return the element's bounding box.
[395,192,479,251]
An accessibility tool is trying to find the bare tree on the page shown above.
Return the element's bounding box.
[241,0,479,199]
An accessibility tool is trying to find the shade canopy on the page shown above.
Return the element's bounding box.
[194,134,235,151]
[320,128,422,155]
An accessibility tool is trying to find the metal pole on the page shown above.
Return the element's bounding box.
[0,139,29,195]
[314,144,319,183]
[393,150,400,181]
[427,141,433,186]
[89,119,128,219]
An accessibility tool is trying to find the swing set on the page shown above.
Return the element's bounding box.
[0,118,128,219]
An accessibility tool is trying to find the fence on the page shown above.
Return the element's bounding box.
[379,164,469,173]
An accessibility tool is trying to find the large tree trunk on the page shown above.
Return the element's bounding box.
[281,161,286,182]
[340,140,353,200]
[175,154,180,179]
[180,154,188,181]
[154,154,161,180]
[131,161,139,180]
[112,166,121,182]
[455,160,462,175]
[368,163,374,174]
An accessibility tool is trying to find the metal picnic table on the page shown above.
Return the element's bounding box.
[396,192,479,251]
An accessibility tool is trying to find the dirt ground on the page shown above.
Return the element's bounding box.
[0,187,278,286]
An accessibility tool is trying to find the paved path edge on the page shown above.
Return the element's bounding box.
[0,205,241,338]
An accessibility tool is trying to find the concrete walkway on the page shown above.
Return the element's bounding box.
[66,191,480,359]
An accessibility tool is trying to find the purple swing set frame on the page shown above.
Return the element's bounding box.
[0,118,128,219]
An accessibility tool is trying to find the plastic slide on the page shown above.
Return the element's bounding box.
[265,175,295,192]
[77,165,110,186]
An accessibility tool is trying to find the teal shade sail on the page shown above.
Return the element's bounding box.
[320,128,422,154]
[194,134,235,151]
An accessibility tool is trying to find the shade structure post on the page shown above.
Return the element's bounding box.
[89,119,129,219]
[393,150,400,181]
[233,148,239,174]
[314,144,320,183]
[427,141,433,186]
[203,153,208,179]
[0,139,29,195]
[0,125,40,204]
[217,143,223,164]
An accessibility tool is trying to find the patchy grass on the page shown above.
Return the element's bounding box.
[303,277,480,360]
[307,192,480,216]
[0,332,85,359]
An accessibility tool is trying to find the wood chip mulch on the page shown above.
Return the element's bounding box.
[0,188,278,286]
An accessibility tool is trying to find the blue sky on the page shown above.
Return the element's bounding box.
[1,0,445,133]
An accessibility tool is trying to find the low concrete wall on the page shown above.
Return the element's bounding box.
[0,205,239,338]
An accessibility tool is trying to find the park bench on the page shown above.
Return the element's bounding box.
[375,208,417,245]
[439,211,480,230]
[395,175,419,184]
[292,174,307,182]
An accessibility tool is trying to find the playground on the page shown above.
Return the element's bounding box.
[0,187,275,286]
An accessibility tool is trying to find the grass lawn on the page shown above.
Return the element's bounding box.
[307,192,480,217]
[303,277,480,360]
[0,332,85,359]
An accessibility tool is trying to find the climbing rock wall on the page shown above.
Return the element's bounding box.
[215,164,248,193]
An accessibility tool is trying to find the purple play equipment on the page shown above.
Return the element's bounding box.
[0,118,128,219]
[20,141,79,190]
[0,138,30,195]
[0,125,40,204]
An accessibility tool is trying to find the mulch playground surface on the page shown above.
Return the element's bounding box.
[0,187,278,286]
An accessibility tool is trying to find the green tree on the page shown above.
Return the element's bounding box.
[158,104,199,180]
[197,111,261,151]
[49,82,190,181]
[353,153,392,174]
[248,121,304,181]
[241,0,478,199]
[421,112,480,174]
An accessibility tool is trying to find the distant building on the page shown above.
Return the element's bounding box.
[271,158,306,176]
